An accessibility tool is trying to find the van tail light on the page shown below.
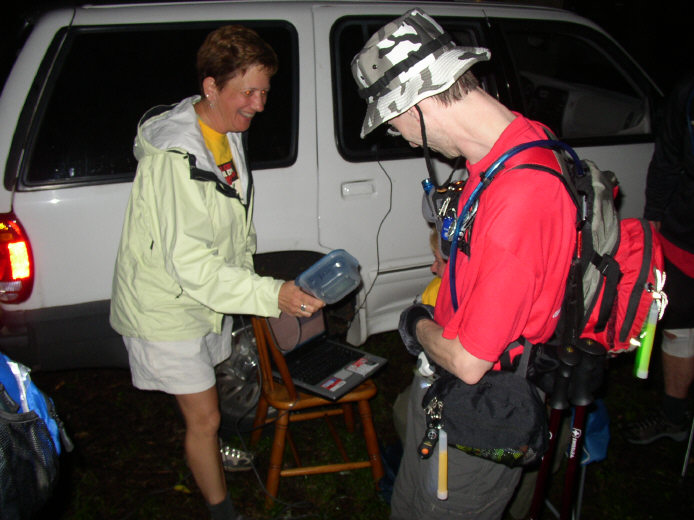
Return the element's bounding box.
[0,212,34,303]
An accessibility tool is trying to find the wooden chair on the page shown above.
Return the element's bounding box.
[249,316,384,506]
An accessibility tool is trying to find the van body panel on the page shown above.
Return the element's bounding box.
[10,183,132,307]
[0,1,661,368]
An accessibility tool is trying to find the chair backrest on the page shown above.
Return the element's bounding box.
[251,316,299,400]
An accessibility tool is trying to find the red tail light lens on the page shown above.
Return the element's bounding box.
[0,213,34,303]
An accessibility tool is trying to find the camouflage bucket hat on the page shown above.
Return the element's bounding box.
[351,8,491,138]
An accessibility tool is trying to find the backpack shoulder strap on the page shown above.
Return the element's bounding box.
[508,162,580,212]
[449,136,583,311]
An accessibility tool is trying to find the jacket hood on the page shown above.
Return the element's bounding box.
[133,96,249,200]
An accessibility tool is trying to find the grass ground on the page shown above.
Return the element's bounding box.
[28,330,694,519]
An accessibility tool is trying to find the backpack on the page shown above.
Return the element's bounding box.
[423,139,668,360]
[0,352,73,520]
[549,155,667,359]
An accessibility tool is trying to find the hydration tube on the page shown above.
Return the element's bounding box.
[447,140,583,310]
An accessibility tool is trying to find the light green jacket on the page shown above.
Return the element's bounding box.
[110,96,283,341]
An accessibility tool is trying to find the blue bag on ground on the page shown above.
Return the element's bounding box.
[0,352,73,520]
[569,398,610,465]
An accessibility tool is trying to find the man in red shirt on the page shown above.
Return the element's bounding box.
[351,9,575,519]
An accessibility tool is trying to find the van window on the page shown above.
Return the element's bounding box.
[21,22,297,187]
[332,16,494,162]
[498,19,653,141]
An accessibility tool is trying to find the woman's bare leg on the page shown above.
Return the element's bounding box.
[175,386,227,505]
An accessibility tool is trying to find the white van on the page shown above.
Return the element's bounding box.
[0,1,661,370]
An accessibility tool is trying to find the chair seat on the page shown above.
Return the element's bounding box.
[264,379,378,411]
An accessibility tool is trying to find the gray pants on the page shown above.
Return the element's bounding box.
[390,373,522,520]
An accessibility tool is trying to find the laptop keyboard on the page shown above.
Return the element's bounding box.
[287,341,364,385]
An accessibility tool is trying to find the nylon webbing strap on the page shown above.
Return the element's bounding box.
[499,338,532,377]
[592,253,621,332]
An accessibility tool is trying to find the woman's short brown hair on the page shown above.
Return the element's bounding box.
[196,25,278,94]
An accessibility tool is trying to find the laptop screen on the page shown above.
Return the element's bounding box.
[267,311,326,352]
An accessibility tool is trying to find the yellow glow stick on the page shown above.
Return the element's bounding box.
[437,428,448,500]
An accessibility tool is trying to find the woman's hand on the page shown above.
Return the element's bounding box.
[278,281,325,317]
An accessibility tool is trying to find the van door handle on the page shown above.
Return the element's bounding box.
[341,180,375,198]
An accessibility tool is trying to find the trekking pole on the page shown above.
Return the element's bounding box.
[558,339,606,520]
[528,406,565,519]
[560,404,587,519]
[528,344,581,520]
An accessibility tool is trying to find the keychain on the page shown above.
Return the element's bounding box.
[418,397,443,459]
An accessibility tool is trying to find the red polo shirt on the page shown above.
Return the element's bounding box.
[433,115,576,368]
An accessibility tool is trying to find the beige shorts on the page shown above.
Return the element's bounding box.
[123,316,233,395]
[661,328,694,358]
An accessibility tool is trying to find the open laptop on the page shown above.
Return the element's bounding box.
[267,310,386,401]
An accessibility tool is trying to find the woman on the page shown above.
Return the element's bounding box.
[110,25,324,520]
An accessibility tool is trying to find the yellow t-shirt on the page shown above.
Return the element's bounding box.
[421,276,441,306]
[198,118,239,186]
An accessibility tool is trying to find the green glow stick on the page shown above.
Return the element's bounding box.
[634,301,659,379]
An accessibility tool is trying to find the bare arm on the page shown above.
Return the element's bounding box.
[416,318,493,384]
